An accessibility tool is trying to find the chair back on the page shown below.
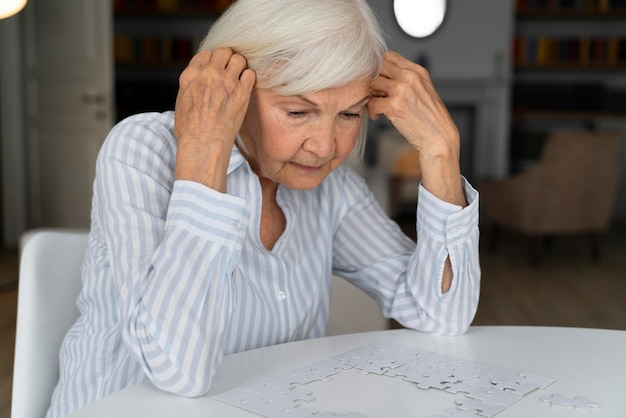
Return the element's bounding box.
[536,130,622,232]
[12,229,89,418]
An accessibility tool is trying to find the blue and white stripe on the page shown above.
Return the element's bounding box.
[46,111,480,418]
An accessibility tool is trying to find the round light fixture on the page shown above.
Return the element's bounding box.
[0,0,27,19]
[393,0,446,38]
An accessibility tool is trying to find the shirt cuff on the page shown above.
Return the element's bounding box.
[165,180,251,250]
[416,177,479,246]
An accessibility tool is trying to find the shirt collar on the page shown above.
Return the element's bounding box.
[227,145,249,175]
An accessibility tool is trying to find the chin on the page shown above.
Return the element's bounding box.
[281,176,326,191]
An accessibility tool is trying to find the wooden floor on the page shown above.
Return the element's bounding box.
[0,224,624,417]
[0,249,19,418]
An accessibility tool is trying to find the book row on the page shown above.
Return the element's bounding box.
[513,36,626,66]
[516,0,626,12]
[114,35,201,66]
[513,82,626,112]
[114,0,230,14]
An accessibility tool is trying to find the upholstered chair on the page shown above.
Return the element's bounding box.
[479,130,622,264]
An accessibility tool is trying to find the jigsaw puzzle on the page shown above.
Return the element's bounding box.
[540,393,601,412]
[214,342,556,417]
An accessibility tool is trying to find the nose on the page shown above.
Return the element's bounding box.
[303,118,335,159]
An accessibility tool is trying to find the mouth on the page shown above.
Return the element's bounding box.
[290,161,326,173]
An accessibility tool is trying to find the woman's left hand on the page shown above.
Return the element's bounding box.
[368,51,460,161]
[368,51,465,208]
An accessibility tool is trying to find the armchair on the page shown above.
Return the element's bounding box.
[479,129,622,263]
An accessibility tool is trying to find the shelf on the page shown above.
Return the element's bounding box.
[113,0,229,17]
[513,110,626,121]
[112,1,227,121]
[513,36,626,69]
[114,10,222,19]
[509,2,626,172]
[515,63,626,71]
[516,10,626,19]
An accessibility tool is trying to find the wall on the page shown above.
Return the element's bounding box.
[0,13,28,247]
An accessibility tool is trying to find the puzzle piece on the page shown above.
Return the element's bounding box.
[353,359,394,375]
[447,384,522,407]
[486,376,538,396]
[310,358,353,376]
[414,371,454,390]
[334,347,402,372]
[266,367,336,389]
[454,398,508,418]
[517,371,555,389]
[296,410,366,418]
[469,387,522,407]
[215,386,315,418]
[430,409,481,417]
[540,393,601,412]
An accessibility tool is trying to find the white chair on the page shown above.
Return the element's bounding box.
[12,229,89,418]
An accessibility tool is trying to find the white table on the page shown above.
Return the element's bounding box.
[68,326,626,417]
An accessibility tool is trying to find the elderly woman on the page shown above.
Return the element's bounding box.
[47,0,480,416]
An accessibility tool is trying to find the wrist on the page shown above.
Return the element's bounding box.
[175,141,232,192]
[419,158,466,207]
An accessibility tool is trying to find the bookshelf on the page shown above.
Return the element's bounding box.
[113,0,228,121]
[510,0,626,171]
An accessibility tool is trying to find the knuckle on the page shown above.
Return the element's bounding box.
[230,54,247,68]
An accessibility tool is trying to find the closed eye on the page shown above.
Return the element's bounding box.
[288,111,308,118]
[341,112,361,120]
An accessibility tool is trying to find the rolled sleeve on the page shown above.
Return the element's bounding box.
[417,177,479,248]
[166,180,251,251]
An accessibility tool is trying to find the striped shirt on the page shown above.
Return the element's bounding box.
[47,111,480,418]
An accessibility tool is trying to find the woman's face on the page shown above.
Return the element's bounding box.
[238,80,371,190]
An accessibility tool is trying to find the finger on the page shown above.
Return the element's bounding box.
[210,47,235,69]
[384,50,413,69]
[187,50,214,67]
[239,69,256,95]
[370,75,396,97]
[379,60,404,81]
[366,95,390,120]
[225,53,249,79]
[380,52,430,83]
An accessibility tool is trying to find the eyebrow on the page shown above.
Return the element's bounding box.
[294,94,371,110]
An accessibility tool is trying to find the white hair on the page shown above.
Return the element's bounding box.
[198,0,388,161]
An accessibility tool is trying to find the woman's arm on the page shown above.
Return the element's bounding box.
[95,117,250,396]
[368,51,468,293]
[92,48,255,396]
[331,170,479,336]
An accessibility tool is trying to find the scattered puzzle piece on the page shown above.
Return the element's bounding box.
[540,393,601,412]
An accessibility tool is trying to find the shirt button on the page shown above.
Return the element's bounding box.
[233,222,245,231]
[276,291,287,301]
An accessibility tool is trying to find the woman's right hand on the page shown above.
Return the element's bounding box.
[174,48,256,192]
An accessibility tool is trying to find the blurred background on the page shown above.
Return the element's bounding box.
[1,0,625,416]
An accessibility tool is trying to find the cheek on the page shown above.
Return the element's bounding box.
[335,125,361,157]
[258,119,300,161]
